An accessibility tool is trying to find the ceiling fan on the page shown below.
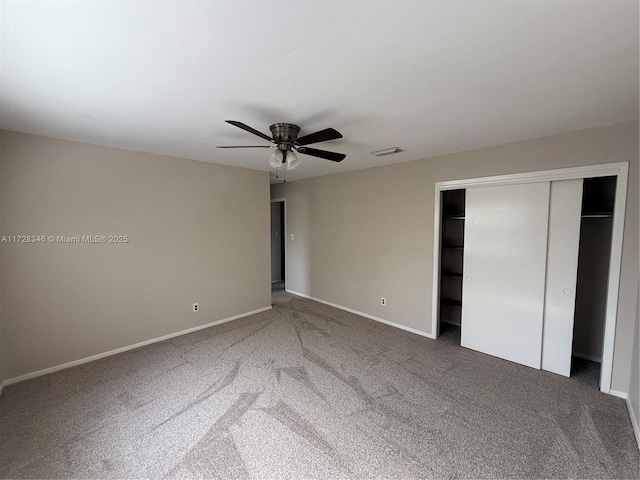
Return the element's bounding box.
[217,120,346,170]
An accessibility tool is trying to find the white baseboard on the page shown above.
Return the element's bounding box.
[285,289,435,340]
[0,305,272,394]
[627,397,640,450]
[609,389,640,448]
[610,389,628,399]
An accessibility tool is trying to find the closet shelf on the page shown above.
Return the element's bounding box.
[581,213,613,218]
[441,271,463,278]
[442,244,464,250]
[444,214,465,220]
[440,298,462,307]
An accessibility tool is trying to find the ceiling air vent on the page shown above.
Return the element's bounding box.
[371,147,402,156]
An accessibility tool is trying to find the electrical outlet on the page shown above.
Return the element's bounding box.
[381,297,387,306]
[192,303,199,312]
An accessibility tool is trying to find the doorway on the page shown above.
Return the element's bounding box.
[270,198,286,292]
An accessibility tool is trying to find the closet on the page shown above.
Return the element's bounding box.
[436,175,617,382]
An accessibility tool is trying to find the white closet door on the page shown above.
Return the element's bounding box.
[541,179,583,376]
[461,182,550,369]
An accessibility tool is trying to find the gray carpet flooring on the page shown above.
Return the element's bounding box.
[0,291,638,479]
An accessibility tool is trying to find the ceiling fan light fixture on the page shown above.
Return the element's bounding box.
[285,150,300,170]
[268,148,284,168]
[371,147,402,156]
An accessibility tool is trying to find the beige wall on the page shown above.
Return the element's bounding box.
[272,120,639,394]
[0,131,271,381]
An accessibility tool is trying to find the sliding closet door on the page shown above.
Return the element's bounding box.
[461,182,550,369]
[541,179,583,376]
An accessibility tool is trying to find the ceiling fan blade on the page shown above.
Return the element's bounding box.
[295,128,343,146]
[217,145,272,148]
[225,120,274,142]
[297,146,346,162]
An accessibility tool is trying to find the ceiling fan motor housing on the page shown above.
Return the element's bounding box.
[271,123,300,150]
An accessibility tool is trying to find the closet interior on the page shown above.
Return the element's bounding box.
[571,176,616,375]
[438,189,465,330]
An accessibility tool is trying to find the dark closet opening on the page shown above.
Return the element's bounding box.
[571,176,616,381]
[439,189,466,338]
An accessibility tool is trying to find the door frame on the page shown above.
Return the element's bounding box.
[271,198,287,288]
[431,162,629,394]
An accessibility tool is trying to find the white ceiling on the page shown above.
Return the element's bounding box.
[1,1,638,183]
